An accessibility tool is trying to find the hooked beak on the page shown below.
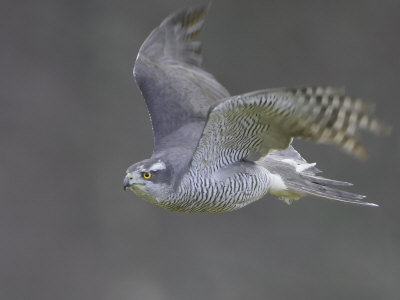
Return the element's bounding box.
[123,176,131,191]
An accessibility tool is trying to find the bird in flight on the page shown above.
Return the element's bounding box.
[123,5,389,212]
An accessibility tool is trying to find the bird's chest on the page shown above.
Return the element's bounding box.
[165,171,266,212]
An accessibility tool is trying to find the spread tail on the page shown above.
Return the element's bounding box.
[258,146,378,207]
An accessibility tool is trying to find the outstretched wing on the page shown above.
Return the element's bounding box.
[190,86,390,172]
[133,5,229,152]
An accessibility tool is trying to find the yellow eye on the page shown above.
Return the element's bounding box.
[142,172,152,179]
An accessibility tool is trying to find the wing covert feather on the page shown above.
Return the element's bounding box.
[190,87,389,172]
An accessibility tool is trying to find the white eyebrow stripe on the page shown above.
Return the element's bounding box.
[150,161,166,171]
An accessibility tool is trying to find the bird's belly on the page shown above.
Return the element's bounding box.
[163,171,270,212]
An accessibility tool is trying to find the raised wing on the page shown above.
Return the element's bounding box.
[133,5,229,152]
[190,86,390,172]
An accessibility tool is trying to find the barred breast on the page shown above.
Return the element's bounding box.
[163,163,271,212]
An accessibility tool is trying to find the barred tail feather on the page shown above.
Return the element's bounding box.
[259,150,378,207]
[285,175,378,207]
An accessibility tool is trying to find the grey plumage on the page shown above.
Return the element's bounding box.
[133,4,228,154]
[123,5,389,212]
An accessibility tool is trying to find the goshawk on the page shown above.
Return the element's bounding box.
[123,5,389,212]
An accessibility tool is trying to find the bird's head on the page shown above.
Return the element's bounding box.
[123,158,172,204]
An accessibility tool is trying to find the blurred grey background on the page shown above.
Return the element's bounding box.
[1,0,399,299]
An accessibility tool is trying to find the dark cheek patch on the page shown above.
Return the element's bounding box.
[150,169,172,185]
